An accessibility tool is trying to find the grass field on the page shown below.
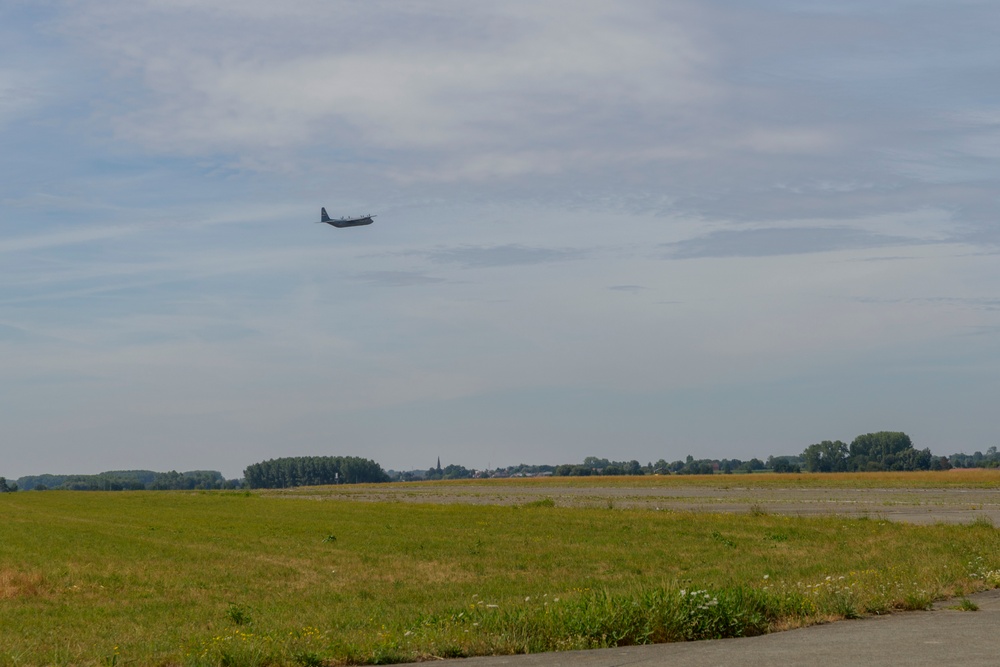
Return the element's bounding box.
[1,475,999,666]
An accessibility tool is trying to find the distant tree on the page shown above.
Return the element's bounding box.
[845,431,934,471]
[424,458,445,480]
[949,446,999,469]
[103,470,159,486]
[652,459,670,474]
[243,456,388,489]
[583,456,611,470]
[802,440,849,473]
[848,431,913,470]
[930,456,951,471]
[623,460,644,475]
[677,460,715,475]
[769,457,800,473]
[340,457,390,484]
[0,477,17,492]
[149,471,190,490]
[16,474,67,491]
[442,464,472,480]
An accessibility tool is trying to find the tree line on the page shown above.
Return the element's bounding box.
[4,435,997,491]
[12,470,239,491]
[242,456,389,488]
[398,432,995,480]
[948,446,1000,469]
[801,432,943,472]
[4,456,390,492]
[399,456,772,480]
[803,437,998,472]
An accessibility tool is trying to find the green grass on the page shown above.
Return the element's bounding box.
[1,489,998,666]
[948,598,980,611]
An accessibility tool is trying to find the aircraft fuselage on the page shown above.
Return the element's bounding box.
[324,216,374,228]
[318,207,375,228]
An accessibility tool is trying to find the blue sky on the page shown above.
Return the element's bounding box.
[2,1,999,479]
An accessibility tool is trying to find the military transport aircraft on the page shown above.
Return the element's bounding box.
[316,207,376,228]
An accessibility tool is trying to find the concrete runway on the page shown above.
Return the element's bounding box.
[401,590,1000,667]
[280,481,1000,525]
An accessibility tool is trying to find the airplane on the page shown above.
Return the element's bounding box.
[316,207,376,228]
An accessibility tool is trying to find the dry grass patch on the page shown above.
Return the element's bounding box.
[0,568,46,599]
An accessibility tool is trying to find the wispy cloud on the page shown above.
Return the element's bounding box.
[0,68,46,127]
[853,296,1000,312]
[663,226,918,259]
[55,2,716,179]
[0,225,139,253]
[355,271,447,287]
[424,244,585,268]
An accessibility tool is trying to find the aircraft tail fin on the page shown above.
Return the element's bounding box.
[321,207,331,223]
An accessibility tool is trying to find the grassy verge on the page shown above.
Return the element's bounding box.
[1,490,998,666]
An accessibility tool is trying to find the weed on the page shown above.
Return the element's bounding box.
[748,504,768,517]
[897,590,934,611]
[710,531,736,548]
[522,498,555,508]
[190,629,275,667]
[966,555,1000,586]
[226,603,253,626]
[436,645,466,659]
[467,537,486,556]
[99,646,120,667]
[827,589,859,619]
[466,585,774,650]
[949,598,979,611]
[294,651,325,666]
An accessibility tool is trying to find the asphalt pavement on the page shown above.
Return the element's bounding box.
[403,589,1000,667]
